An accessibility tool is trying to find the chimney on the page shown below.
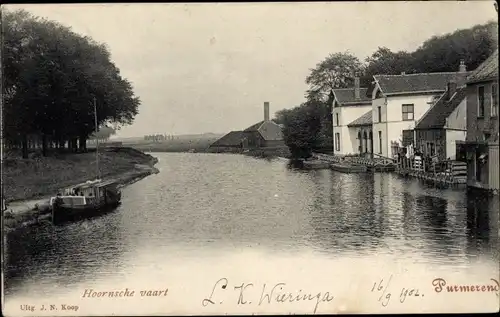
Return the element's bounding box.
[264,102,270,121]
[447,81,457,100]
[354,76,360,100]
[459,59,467,73]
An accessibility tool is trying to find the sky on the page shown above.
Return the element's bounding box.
[6,2,498,138]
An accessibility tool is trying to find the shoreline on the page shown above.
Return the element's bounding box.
[3,149,159,231]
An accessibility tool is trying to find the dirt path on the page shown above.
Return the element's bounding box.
[6,197,51,215]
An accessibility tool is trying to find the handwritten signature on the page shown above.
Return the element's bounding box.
[202,278,334,314]
[370,275,423,307]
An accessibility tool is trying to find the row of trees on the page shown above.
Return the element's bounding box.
[276,21,498,158]
[144,134,176,142]
[2,9,140,158]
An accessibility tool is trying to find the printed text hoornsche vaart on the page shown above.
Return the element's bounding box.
[82,288,168,298]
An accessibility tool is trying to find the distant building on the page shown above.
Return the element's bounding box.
[242,102,285,149]
[370,63,469,159]
[460,50,499,192]
[414,84,467,161]
[331,76,372,155]
[209,102,285,153]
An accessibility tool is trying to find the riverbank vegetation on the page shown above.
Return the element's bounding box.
[3,147,157,203]
[3,9,140,158]
[277,21,498,159]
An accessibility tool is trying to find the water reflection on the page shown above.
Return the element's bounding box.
[4,210,126,296]
[305,169,498,266]
[3,153,498,299]
[466,193,499,261]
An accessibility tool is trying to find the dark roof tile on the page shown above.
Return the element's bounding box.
[333,88,371,104]
[347,111,372,127]
[244,121,264,132]
[244,120,283,141]
[415,87,467,130]
[210,131,245,147]
[375,72,470,95]
[467,49,498,84]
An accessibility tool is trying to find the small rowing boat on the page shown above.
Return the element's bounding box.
[330,163,368,173]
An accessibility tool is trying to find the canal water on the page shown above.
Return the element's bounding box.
[3,153,499,315]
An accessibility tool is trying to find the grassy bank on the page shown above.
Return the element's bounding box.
[3,147,159,230]
[4,147,158,202]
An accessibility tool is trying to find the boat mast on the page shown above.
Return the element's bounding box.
[94,96,100,180]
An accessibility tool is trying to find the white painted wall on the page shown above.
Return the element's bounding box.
[333,125,351,154]
[372,91,436,157]
[372,96,386,156]
[444,97,467,160]
[444,98,467,130]
[386,94,434,122]
[445,130,466,160]
[332,104,371,155]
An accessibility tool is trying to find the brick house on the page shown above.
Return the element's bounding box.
[414,83,467,161]
[460,50,499,192]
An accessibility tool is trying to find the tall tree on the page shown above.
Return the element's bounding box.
[305,52,364,102]
[3,9,141,158]
[281,101,323,159]
[411,21,498,73]
[364,47,415,76]
[304,52,364,151]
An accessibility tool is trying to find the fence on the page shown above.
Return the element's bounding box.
[396,156,467,186]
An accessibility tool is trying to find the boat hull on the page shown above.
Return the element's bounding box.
[330,163,368,173]
[303,160,330,170]
[52,200,121,225]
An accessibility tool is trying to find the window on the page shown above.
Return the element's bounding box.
[492,83,498,117]
[402,104,414,121]
[357,131,362,152]
[335,133,340,151]
[378,131,382,154]
[336,113,339,126]
[377,106,382,122]
[426,142,435,156]
[478,86,485,117]
[402,129,414,147]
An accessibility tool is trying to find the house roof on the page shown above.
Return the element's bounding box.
[244,120,283,141]
[347,111,372,127]
[332,88,371,104]
[209,131,245,147]
[415,87,467,130]
[244,121,264,132]
[374,72,470,96]
[467,49,498,84]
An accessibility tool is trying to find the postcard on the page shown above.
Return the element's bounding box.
[2,1,499,316]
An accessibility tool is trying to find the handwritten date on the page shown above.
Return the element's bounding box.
[371,276,423,307]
